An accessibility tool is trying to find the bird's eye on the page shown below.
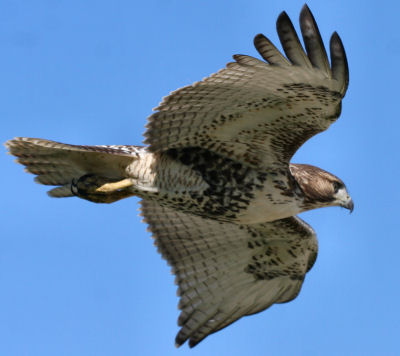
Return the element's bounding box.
[333,181,343,193]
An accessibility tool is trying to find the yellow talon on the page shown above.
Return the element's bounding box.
[95,178,133,193]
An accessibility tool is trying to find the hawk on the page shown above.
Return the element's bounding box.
[6,5,352,348]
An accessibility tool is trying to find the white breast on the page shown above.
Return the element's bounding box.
[236,182,304,224]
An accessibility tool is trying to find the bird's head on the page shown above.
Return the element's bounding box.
[290,164,353,213]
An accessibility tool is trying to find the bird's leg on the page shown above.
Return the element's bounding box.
[95,178,134,193]
[71,174,135,203]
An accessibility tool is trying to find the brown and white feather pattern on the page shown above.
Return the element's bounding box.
[140,199,317,348]
[144,5,348,169]
[6,137,143,197]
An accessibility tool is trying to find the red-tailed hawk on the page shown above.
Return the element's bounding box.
[5,5,352,348]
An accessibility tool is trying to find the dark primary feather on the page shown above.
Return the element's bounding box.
[330,32,349,93]
[299,5,331,75]
[276,10,312,68]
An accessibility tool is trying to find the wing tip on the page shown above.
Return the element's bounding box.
[253,33,290,66]
[188,339,200,348]
[276,11,290,37]
[174,333,201,349]
[299,4,316,30]
[277,10,289,23]
[174,334,186,348]
[276,7,312,67]
[299,4,331,75]
[253,33,266,45]
[329,31,349,94]
[300,3,311,16]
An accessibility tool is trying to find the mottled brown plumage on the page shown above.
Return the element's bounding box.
[5,5,353,348]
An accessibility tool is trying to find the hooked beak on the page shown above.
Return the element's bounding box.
[341,198,354,213]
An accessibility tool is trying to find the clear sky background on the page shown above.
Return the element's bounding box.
[1,1,399,355]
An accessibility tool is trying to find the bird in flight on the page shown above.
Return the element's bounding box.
[6,4,352,348]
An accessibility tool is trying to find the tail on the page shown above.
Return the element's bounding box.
[5,137,141,197]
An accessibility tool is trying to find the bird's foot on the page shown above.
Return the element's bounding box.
[71,174,134,203]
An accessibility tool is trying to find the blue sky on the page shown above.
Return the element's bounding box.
[1,0,399,355]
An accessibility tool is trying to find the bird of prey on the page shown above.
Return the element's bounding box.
[6,5,352,348]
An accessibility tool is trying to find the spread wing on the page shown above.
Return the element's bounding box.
[140,200,318,347]
[144,5,348,168]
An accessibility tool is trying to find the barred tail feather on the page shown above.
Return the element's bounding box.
[5,137,140,197]
[47,185,77,198]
